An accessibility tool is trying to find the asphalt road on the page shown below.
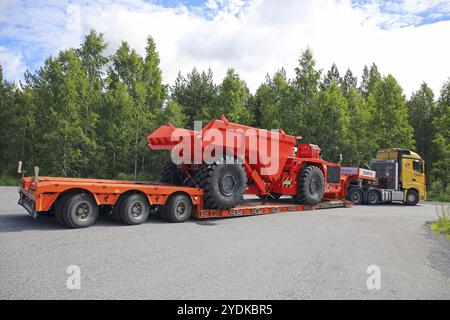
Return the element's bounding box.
[0,186,449,299]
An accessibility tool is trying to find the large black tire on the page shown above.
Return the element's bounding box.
[54,194,69,227]
[348,188,364,205]
[61,193,99,228]
[366,189,380,205]
[160,160,183,185]
[119,193,150,225]
[190,161,247,210]
[163,193,193,223]
[293,165,324,205]
[112,196,124,223]
[405,189,419,206]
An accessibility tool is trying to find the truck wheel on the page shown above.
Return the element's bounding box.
[119,193,150,225]
[366,190,380,205]
[348,188,364,205]
[191,161,247,210]
[294,165,324,205]
[405,189,419,206]
[61,193,99,228]
[163,193,192,223]
[160,160,183,185]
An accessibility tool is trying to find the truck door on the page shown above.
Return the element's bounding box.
[401,157,426,200]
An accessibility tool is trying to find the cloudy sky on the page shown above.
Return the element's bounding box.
[0,0,449,97]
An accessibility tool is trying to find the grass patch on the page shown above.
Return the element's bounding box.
[430,205,450,239]
[0,175,19,186]
[428,193,450,203]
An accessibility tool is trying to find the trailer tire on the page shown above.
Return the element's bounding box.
[61,193,99,228]
[160,160,183,185]
[348,188,364,205]
[163,193,192,223]
[119,193,150,225]
[191,161,247,210]
[112,197,125,223]
[54,195,70,227]
[366,189,380,205]
[294,165,324,205]
[405,189,419,206]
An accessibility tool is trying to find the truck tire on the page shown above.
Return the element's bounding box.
[191,161,247,210]
[119,193,150,225]
[61,193,99,228]
[163,193,193,223]
[348,188,364,205]
[366,189,380,205]
[405,189,419,206]
[160,160,183,185]
[294,165,324,205]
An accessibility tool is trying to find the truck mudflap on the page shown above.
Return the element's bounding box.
[18,192,36,216]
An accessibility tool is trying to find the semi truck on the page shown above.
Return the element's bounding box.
[16,118,426,228]
[342,148,426,206]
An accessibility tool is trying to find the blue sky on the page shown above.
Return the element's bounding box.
[1,0,450,96]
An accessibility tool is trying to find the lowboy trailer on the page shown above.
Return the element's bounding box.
[18,175,349,229]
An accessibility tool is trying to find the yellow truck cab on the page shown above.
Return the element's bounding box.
[373,148,426,205]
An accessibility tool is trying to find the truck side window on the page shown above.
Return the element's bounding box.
[413,160,423,174]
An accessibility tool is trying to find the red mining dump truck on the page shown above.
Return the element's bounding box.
[147,116,343,209]
[18,117,350,229]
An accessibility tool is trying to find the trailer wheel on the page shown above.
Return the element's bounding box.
[163,193,193,223]
[160,160,183,185]
[54,195,70,227]
[366,189,380,205]
[112,197,125,223]
[294,165,324,205]
[61,193,99,228]
[119,193,150,225]
[191,161,247,210]
[405,189,419,206]
[348,188,364,205]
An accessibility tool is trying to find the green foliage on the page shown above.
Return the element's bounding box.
[430,206,450,238]
[216,68,252,124]
[0,30,448,194]
[368,75,414,150]
[407,82,438,180]
[431,79,450,193]
[171,68,217,126]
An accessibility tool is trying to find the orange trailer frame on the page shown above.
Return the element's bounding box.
[18,176,348,224]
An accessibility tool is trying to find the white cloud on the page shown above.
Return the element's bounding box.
[0,46,26,81]
[1,0,450,97]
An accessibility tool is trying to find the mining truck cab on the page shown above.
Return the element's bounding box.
[372,148,426,203]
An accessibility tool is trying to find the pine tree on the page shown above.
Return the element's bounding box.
[322,63,341,90]
[342,68,358,96]
[290,48,321,138]
[216,68,251,124]
[254,69,290,129]
[368,75,414,149]
[360,63,381,98]
[431,79,450,194]
[171,68,218,126]
[407,82,438,178]
[25,50,91,176]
